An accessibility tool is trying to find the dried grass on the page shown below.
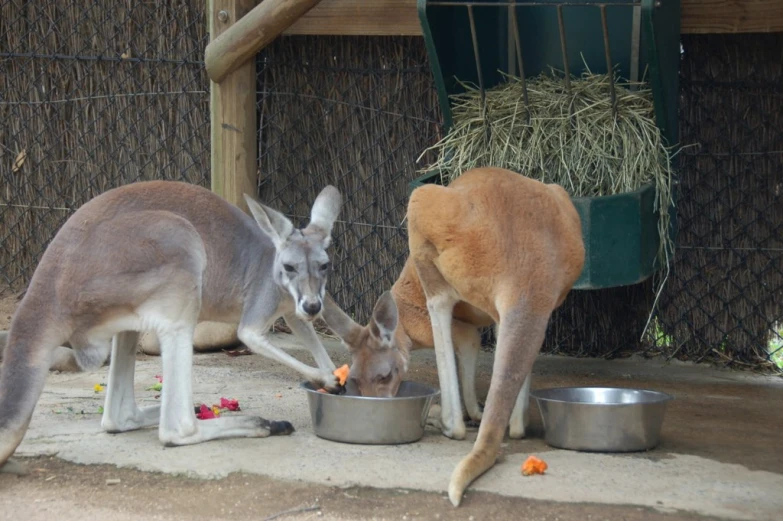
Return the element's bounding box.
[418,68,678,341]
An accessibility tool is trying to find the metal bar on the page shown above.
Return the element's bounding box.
[507,1,516,76]
[629,5,642,90]
[466,4,491,142]
[509,7,530,114]
[467,4,486,105]
[599,5,617,114]
[556,5,571,95]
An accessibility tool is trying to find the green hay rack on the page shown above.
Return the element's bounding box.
[411,0,682,289]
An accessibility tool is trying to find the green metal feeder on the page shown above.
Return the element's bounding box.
[412,0,681,290]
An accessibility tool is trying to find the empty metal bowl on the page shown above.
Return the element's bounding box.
[301,380,440,445]
[530,386,673,452]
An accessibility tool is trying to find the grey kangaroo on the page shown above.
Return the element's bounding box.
[0,180,342,469]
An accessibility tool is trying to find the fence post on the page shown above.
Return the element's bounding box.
[208,0,257,214]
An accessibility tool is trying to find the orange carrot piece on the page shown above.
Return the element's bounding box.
[333,364,350,386]
[521,455,548,476]
[314,365,349,394]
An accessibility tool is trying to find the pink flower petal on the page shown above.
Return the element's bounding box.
[196,403,217,420]
[220,397,241,411]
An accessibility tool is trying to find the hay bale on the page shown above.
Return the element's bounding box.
[420,70,677,275]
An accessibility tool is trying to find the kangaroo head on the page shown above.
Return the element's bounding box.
[323,291,408,397]
[244,185,342,321]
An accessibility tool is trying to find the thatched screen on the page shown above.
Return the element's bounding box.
[653,34,783,369]
[0,1,210,288]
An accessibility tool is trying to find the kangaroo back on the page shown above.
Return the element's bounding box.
[407,167,583,318]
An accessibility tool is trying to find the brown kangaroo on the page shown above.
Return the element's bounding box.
[322,167,585,506]
[0,180,343,469]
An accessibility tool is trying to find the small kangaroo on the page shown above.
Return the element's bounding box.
[0,180,343,469]
[322,167,585,506]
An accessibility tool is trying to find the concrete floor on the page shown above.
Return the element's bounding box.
[7,333,783,521]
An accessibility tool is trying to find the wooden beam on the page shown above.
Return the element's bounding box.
[205,0,324,84]
[280,0,783,36]
[209,0,258,214]
[681,0,783,34]
[285,0,421,35]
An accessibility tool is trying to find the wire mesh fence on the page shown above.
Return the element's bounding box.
[0,1,780,371]
[651,33,783,371]
[0,1,210,288]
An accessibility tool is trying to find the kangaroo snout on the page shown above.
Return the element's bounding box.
[300,298,322,318]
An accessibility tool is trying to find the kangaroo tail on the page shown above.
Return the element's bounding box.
[448,302,551,506]
[0,326,63,466]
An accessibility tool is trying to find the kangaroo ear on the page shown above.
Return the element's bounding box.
[244,194,294,248]
[369,291,398,347]
[306,185,342,247]
[321,294,362,348]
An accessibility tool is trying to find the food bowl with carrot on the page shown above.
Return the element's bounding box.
[301,365,440,445]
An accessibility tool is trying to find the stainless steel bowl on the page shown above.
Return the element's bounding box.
[530,386,673,452]
[301,380,439,445]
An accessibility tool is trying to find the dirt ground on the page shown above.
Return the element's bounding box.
[1,455,725,521]
[1,292,782,521]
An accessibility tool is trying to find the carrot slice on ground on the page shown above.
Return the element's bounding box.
[333,364,350,386]
[521,455,548,476]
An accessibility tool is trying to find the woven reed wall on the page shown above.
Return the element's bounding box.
[0,1,210,288]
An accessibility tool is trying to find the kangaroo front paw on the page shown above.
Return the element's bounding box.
[429,405,466,440]
[442,421,467,440]
[312,371,341,393]
[268,420,295,436]
[465,418,482,429]
[464,403,483,424]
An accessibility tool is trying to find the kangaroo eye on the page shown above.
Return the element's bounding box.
[283,264,296,273]
[320,262,331,271]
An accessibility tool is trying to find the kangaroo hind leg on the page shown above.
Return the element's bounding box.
[101,331,160,433]
[156,325,293,446]
[448,300,551,506]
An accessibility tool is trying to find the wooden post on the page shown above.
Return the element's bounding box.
[206,0,324,84]
[209,0,258,214]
